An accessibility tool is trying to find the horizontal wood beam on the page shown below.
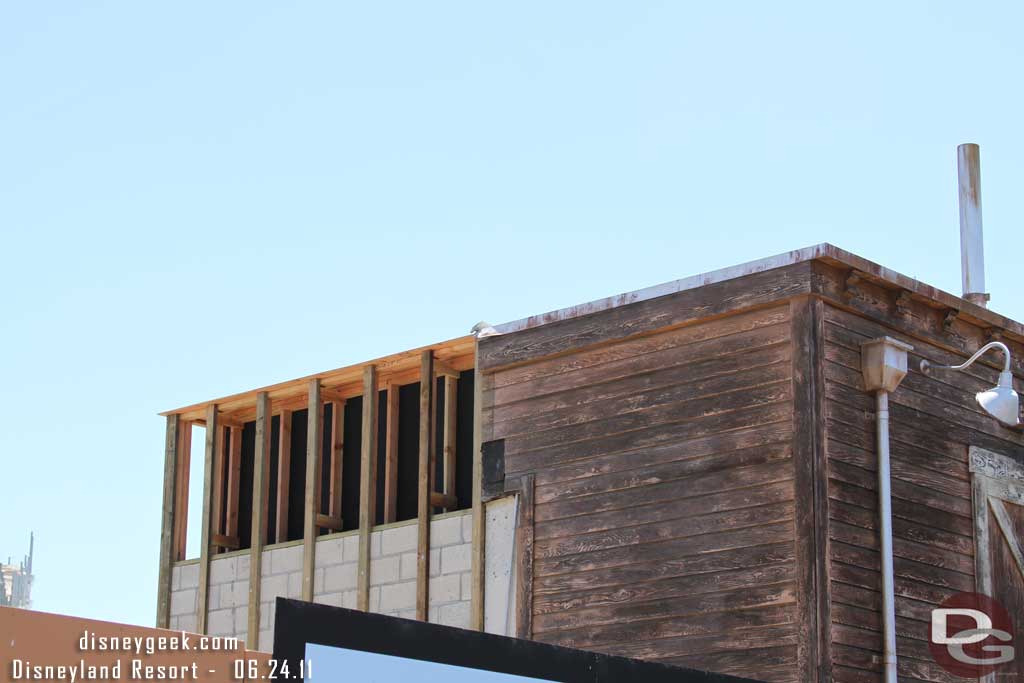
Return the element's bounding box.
[211,533,240,550]
[430,492,457,509]
[315,514,344,531]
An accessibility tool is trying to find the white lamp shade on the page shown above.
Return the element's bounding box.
[976,371,1020,427]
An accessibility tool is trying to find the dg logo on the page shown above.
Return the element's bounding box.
[929,592,1015,678]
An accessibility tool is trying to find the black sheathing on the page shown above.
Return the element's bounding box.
[267,415,281,543]
[287,408,308,542]
[433,377,445,514]
[396,382,420,522]
[238,420,256,550]
[317,402,334,534]
[374,390,387,525]
[455,370,475,512]
[341,397,363,531]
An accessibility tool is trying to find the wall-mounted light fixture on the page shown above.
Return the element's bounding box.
[920,341,1020,428]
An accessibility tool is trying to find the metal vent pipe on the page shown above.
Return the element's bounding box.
[957,143,990,307]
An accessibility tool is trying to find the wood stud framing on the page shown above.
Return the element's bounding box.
[247,392,272,650]
[383,383,400,523]
[357,366,379,611]
[172,422,192,561]
[156,414,180,628]
[442,375,458,511]
[196,404,218,634]
[275,410,292,544]
[416,351,435,621]
[302,379,322,602]
[225,427,242,543]
[329,400,345,523]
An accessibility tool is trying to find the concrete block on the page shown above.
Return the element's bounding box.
[324,563,357,592]
[428,606,439,624]
[438,601,470,629]
[170,589,196,617]
[210,557,236,585]
[428,574,461,606]
[397,609,417,621]
[380,523,417,556]
[207,584,220,611]
[261,550,272,577]
[179,563,200,589]
[258,630,272,654]
[234,607,247,635]
[369,556,400,585]
[342,535,359,562]
[271,546,302,575]
[261,574,288,602]
[341,591,357,609]
[369,586,381,612]
[370,531,382,558]
[461,513,473,543]
[441,544,471,574]
[314,592,343,607]
[429,548,440,577]
[461,572,472,601]
[208,608,234,636]
[221,580,249,609]
[484,497,516,636]
[236,554,250,579]
[314,568,324,594]
[287,572,302,598]
[171,567,181,592]
[261,604,276,632]
[399,552,417,581]
[431,516,462,547]
[378,581,416,613]
[315,537,344,567]
[177,614,197,635]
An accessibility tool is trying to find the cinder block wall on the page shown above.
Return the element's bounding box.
[168,504,516,652]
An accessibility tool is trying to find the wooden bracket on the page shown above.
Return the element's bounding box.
[942,308,960,333]
[842,270,864,302]
[894,290,913,317]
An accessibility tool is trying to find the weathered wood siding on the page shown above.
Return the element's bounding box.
[822,302,1024,683]
[484,305,800,682]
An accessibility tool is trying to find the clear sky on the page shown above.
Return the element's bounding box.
[1,1,1022,627]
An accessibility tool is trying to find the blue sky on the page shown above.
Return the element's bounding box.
[306,643,557,682]
[1,1,1022,626]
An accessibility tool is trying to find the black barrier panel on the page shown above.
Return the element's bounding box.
[272,598,763,683]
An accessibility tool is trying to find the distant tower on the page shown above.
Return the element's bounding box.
[0,533,34,608]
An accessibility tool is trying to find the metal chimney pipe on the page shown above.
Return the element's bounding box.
[957,143,990,307]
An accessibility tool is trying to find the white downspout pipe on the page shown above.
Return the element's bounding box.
[875,390,898,683]
[861,337,913,683]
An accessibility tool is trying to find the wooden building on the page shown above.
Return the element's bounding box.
[156,244,1024,682]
